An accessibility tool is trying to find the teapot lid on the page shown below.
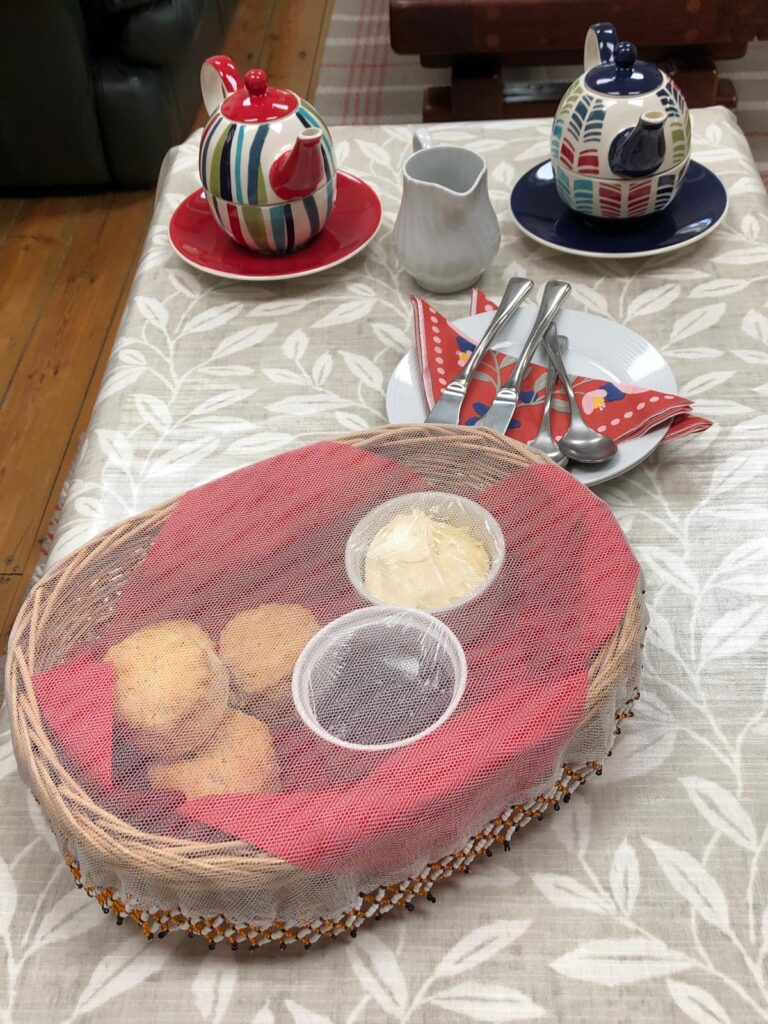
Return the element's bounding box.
[585,42,663,96]
[221,69,299,123]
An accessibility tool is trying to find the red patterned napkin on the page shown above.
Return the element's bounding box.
[414,289,711,444]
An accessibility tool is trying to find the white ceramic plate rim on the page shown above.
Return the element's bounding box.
[511,160,728,260]
[167,175,382,282]
[385,307,678,488]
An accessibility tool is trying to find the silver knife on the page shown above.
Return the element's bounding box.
[425,277,534,425]
[476,280,572,434]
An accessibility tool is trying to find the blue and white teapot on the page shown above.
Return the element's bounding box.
[550,24,691,221]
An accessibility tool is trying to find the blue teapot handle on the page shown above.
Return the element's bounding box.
[584,23,619,72]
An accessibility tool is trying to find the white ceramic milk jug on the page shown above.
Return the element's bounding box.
[393,129,500,293]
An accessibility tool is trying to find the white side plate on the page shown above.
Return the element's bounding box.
[385,307,677,488]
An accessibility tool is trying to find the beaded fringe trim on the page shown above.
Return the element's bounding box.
[64,689,639,951]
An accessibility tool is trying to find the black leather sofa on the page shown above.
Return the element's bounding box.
[0,0,238,189]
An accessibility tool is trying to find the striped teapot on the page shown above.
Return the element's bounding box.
[550,24,691,222]
[199,56,336,253]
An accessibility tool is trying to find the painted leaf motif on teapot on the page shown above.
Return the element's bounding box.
[549,24,692,220]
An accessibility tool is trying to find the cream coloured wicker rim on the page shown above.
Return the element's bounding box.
[7,425,646,943]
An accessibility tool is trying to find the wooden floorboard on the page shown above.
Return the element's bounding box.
[0,191,152,642]
[192,0,331,130]
[0,198,21,247]
[261,0,335,97]
[0,204,148,649]
[0,0,331,649]
[0,195,88,404]
[231,0,278,69]
[192,0,276,130]
[308,0,336,100]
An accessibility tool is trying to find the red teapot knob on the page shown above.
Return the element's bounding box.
[245,69,268,96]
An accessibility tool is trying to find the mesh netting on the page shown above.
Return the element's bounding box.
[7,425,646,943]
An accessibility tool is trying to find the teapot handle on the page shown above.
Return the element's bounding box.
[201,55,243,117]
[584,23,618,72]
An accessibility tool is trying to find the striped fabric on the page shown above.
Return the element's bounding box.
[720,41,768,186]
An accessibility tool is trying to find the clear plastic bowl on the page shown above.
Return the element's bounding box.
[291,606,467,751]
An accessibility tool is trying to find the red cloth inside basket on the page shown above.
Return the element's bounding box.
[32,441,429,797]
[34,654,115,789]
[179,461,639,871]
[102,440,430,647]
[32,440,639,875]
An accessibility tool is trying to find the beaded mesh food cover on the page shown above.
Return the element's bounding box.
[7,426,646,949]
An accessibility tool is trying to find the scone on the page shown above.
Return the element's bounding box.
[147,710,278,799]
[106,620,229,760]
[219,604,319,700]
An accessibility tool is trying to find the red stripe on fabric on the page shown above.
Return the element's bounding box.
[360,0,380,124]
[360,0,375,122]
[343,0,370,122]
[322,61,415,69]
[360,0,385,122]
[373,0,390,123]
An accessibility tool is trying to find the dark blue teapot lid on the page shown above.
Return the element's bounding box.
[585,41,663,96]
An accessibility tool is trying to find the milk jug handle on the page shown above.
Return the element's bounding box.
[413,128,434,152]
[584,23,618,72]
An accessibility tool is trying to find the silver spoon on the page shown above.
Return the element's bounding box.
[543,327,619,465]
[529,327,568,467]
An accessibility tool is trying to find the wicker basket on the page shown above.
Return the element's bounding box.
[7,425,646,949]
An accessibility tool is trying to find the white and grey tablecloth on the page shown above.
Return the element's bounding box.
[2,107,768,1023]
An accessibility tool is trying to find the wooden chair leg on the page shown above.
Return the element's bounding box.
[663,55,737,109]
[423,51,739,122]
[450,56,505,119]
[423,55,504,121]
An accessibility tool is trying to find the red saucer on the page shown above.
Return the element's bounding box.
[168,171,382,281]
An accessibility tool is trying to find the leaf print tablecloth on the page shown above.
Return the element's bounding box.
[3,107,768,1023]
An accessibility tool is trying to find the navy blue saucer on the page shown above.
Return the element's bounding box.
[510,160,728,258]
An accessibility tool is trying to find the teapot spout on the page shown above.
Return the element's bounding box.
[270,128,325,200]
[608,110,666,178]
